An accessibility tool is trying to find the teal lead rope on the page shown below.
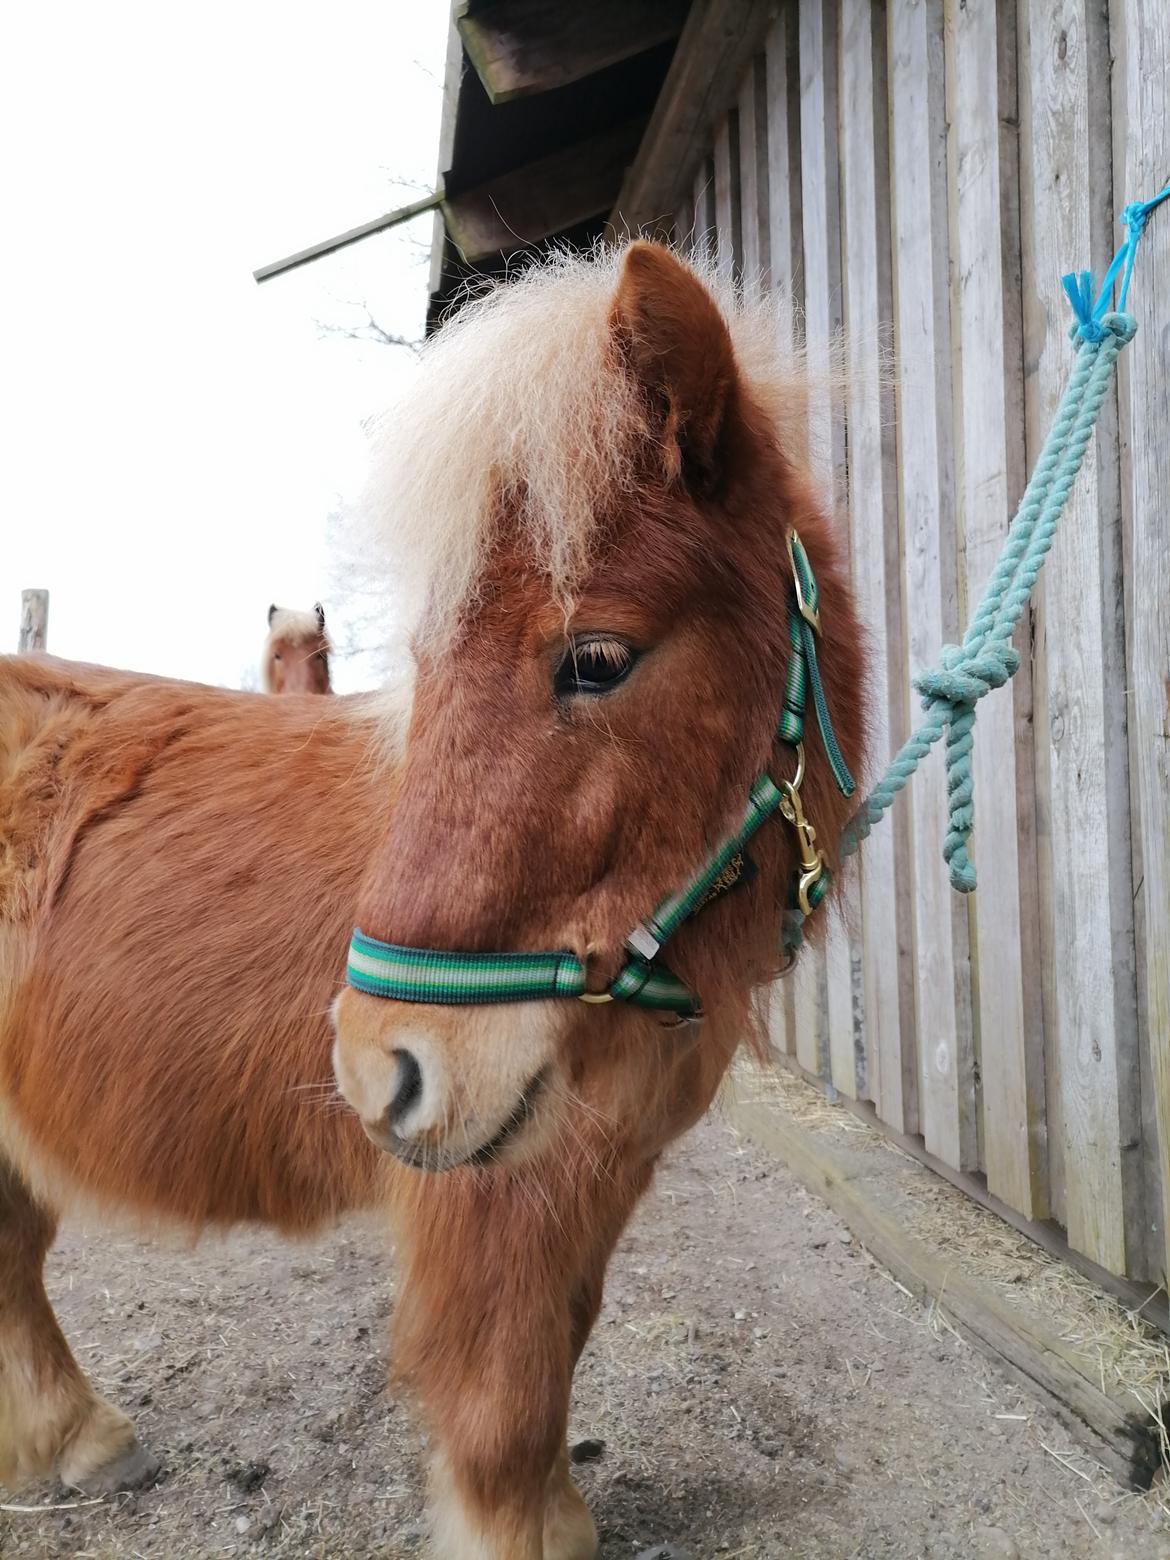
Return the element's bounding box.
[841,184,1169,890]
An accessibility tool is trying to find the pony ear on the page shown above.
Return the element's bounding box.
[611,240,737,493]
[314,602,326,629]
[268,603,278,626]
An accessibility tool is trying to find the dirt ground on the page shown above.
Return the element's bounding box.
[3,1111,1169,1560]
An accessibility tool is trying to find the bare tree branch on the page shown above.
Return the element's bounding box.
[314,296,422,353]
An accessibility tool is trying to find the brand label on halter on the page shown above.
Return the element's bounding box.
[689,849,757,916]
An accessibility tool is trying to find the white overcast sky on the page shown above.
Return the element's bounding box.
[3,1,449,692]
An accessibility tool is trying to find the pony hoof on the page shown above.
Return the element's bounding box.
[71,1439,161,1496]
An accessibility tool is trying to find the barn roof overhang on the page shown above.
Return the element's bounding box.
[427,0,775,330]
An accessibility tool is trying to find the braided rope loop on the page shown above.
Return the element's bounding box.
[841,314,1133,889]
[839,180,1166,890]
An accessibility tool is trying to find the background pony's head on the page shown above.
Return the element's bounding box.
[332,242,866,1173]
[262,603,332,694]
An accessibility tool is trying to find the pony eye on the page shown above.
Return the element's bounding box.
[555,636,636,698]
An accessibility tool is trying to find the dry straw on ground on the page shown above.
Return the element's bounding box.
[727,1057,1170,1522]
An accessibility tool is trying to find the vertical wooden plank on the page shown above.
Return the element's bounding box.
[693,156,716,267]
[762,5,816,1075]
[1017,0,1139,1275]
[766,10,804,311]
[673,190,694,252]
[1112,0,1170,1286]
[799,0,856,1096]
[791,957,822,1077]
[768,967,793,1057]
[713,110,743,284]
[738,56,770,297]
[18,590,49,653]
[732,42,791,1060]
[945,0,1046,1217]
[888,0,976,1169]
[839,0,915,1128]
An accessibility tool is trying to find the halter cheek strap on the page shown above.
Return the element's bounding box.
[346,530,853,1019]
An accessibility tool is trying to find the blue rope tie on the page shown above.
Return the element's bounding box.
[840,184,1167,892]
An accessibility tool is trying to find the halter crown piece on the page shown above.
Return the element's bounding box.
[346,530,853,1020]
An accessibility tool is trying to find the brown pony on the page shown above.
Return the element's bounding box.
[261,602,332,692]
[0,244,865,1557]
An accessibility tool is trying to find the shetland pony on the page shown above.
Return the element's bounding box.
[0,244,865,1558]
[262,601,332,692]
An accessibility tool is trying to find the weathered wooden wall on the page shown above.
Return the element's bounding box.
[674,0,1169,1287]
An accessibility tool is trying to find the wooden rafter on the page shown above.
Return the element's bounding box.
[610,0,776,237]
[457,0,687,104]
[443,117,646,264]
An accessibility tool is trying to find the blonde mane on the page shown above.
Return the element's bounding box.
[266,606,327,645]
[347,247,823,653]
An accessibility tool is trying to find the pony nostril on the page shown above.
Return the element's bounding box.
[386,1048,423,1131]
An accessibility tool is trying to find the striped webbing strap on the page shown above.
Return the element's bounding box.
[347,932,700,1016]
[347,528,853,1017]
[779,532,855,798]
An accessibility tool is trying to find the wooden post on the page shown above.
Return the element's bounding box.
[19,590,48,653]
[1018,0,1138,1276]
[839,0,916,1128]
[799,0,858,1097]
[1112,0,1170,1288]
[946,0,1046,1219]
[888,0,976,1169]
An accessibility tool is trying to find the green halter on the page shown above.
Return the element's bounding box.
[346,530,853,1020]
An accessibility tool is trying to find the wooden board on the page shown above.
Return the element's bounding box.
[727,1088,1167,1487]
[444,118,647,263]
[18,591,48,654]
[797,0,858,1099]
[1016,0,1139,1275]
[736,55,770,298]
[765,976,793,1058]
[457,0,687,104]
[837,0,915,1130]
[791,950,823,1079]
[760,3,817,1084]
[673,190,694,250]
[1111,0,1170,1287]
[692,157,716,268]
[712,110,743,284]
[945,0,1046,1217]
[764,11,803,313]
[887,0,976,1169]
[428,14,468,302]
[611,0,776,235]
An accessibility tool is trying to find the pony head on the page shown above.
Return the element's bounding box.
[262,603,332,694]
[332,242,865,1172]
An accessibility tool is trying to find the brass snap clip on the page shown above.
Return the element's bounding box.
[778,744,827,917]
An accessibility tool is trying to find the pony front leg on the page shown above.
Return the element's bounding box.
[413,1303,586,1560]
[0,1157,157,1491]
[430,1445,596,1560]
[393,1177,597,1560]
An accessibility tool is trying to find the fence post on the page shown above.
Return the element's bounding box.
[19,589,49,652]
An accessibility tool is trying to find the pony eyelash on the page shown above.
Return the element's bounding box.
[571,636,630,672]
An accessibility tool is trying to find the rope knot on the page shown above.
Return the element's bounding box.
[1100,310,1138,344]
[914,642,1019,712]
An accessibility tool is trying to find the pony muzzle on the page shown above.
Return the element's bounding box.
[330,987,563,1171]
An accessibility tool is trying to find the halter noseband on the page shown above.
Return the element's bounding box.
[346,530,853,1021]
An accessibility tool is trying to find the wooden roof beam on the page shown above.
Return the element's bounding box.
[457,0,688,104]
[442,117,646,264]
[610,0,777,237]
